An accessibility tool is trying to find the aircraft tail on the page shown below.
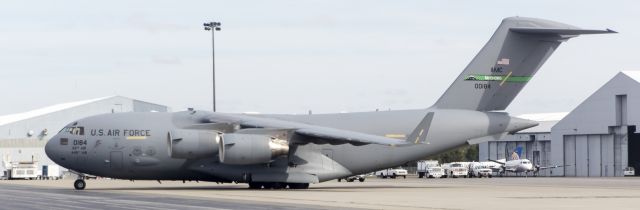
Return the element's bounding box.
[511,146,523,160]
[434,17,615,111]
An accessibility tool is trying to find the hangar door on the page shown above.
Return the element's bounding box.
[628,126,640,176]
[564,134,616,177]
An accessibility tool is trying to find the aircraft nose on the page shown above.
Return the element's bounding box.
[45,134,59,161]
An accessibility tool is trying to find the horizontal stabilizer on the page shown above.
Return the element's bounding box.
[510,28,617,35]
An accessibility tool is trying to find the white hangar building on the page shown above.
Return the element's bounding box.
[479,71,640,177]
[0,96,169,172]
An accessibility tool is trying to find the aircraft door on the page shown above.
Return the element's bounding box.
[109,151,123,170]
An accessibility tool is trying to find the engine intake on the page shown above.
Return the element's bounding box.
[167,129,220,159]
[219,133,289,165]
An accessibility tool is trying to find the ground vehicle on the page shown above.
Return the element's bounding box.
[444,163,468,178]
[417,160,439,178]
[624,167,635,176]
[338,174,366,182]
[377,168,408,179]
[425,166,445,178]
[468,162,493,178]
[42,164,63,180]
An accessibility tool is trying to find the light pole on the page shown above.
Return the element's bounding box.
[203,21,221,112]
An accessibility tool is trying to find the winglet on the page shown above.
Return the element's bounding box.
[406,112,435,144]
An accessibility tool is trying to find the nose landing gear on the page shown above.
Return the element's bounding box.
[74,179,86,190]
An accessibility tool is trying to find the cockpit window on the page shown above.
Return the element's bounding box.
[522,161,530,164]
[59,126,85,135]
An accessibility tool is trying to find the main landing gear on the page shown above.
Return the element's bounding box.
[248,182,309,189]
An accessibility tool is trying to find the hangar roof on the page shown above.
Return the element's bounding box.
[0,96,112,126]
[621,71,640,82]
[552,71,640,134]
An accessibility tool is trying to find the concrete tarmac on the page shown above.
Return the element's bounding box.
[1,176,640,210]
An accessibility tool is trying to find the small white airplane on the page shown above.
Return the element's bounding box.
[489,148,567,176]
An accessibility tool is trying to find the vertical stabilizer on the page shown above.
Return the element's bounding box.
[434,17,615,111]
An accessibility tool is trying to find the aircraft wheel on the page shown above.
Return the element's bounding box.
[248,182,262,189]
[359,178,365,182]
[262,182,274,189]
[338,179,342,182]
[403,175,406,179]
[288,183,309,189]
[271,182,285,189]
[74,179,86,190]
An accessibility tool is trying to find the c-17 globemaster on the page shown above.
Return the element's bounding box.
[45,17,614,190]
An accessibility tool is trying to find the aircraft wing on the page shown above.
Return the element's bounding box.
[294,127,406,146]
[204,112,408,146]
[488,159,506,165]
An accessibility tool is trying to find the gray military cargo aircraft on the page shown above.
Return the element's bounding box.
[45,17,614,190]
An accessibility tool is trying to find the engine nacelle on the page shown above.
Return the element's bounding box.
[167,129,220,159]
[219,133,289,165]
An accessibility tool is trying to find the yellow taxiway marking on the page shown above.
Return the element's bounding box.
[500,71,513,86]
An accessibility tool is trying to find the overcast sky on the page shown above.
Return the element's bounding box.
[0,1,637,115]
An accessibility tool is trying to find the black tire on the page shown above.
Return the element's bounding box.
[359,178,365,182]
[338,179,342,182]
[74,179,86,190]
[403,175,406,179]
[248,182,262,189]
[262,182,274,189]
[288,183,309,189]
[347,179,354,182]
[391,174,397,179]
[272,182,285,189]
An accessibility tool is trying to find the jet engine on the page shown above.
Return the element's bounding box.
[219,133,289,165]
[167,129,220,159]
